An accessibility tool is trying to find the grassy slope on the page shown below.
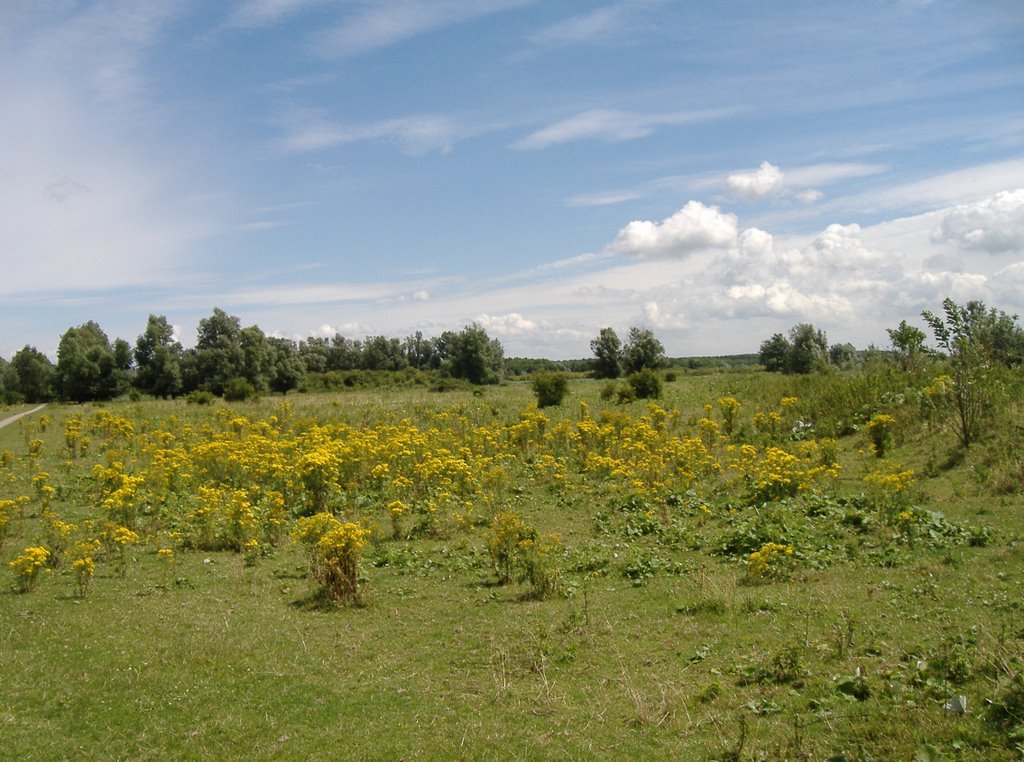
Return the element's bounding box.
[0,374,1022,760]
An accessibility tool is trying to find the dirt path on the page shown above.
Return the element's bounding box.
[0,404,47,430]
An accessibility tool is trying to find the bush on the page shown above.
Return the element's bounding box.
[627,368,662,399]
[223,377,257,402]
[186,389,215,405]
[531,372,569,408]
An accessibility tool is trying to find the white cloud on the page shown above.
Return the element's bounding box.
[0,3,212,297]
[850,158,1024,214]
[513,108,734,150]
[529,5,630,47]
[726,161,784,200]
[474,313,539,335]
[606,200,738,258]
[932,188,1024,253]
[281,112,464,155]
[566,190,644,207]
[228,0,323,28]
[311,0,534,58]
[724,161,887,204]
[784,162,888,187]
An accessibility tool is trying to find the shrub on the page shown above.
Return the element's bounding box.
[531,372,569,408]
[627,369,663,400]
[186,389,215,405]
[223,377,257,402]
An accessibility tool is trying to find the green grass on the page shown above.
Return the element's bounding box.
[1,372,1022,760]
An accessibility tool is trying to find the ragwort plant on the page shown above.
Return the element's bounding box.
[292,512,370,604]
[8,546,50,592]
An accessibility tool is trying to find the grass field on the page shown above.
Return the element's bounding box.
[1,372,1022,760]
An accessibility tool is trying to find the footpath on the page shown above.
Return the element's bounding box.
[0,404,47,430]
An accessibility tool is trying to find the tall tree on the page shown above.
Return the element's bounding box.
[193,308,244,395]
[238,325,272,391]
[362,335,407,371]
[759,333,791,373]
[8,346,55,402]
[134,314,183,398]
[402,331,435,370]
[55,322,125,401]
[443,323,504,384]
[886,320,928,373]
[267,337,306,393]
[921,297,1008,448]
[622,327,665,374]
[590,327,623,379]
[785,323,829,374]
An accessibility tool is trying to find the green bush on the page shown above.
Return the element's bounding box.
[186,389,215,405]
[531,372,569,408]
[627,368,662,399]
[223,378,257,402]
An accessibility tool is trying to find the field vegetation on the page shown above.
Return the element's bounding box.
[1,300,1023,759]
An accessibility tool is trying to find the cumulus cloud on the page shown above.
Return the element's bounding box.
[726,161,784,200]
[795,189,824,204]
[606,200,738,258]
[725,282,854,318]
[932,188,1024,253]
[474,312,539,334]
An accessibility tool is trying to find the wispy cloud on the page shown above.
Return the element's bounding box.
[566,190,644,208]
[310,0,535,58]
[227,0,324,29]
[513,107,736,150]
[280,112,466,154]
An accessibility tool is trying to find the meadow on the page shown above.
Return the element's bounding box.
[1,369,1022,760]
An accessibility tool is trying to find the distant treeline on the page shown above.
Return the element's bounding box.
[3,298,1021,405]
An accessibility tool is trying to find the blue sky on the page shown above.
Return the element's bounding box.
[2,0,1023,360]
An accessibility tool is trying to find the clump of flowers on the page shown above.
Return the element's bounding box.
[241,538,262,567]
[68,539,101,598]
[716,397,741,436]
[9,546,50,592]
[864,462,915,517]
[105,525,140,577]
[0,499,12,550]
[316,523,371,603]
[487,511,562,598]
[64,415,83,458]
[292,513,371,604]
[41,512,76,568]
[387,499,407,540]
[746,542,794,583]
[488,511,536,585]
[865,413,897,458]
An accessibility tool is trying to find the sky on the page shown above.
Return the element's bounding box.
[2,0,1023,361]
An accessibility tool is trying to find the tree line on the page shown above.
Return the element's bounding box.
[0,309,506,404]
[3,298,1021,406]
